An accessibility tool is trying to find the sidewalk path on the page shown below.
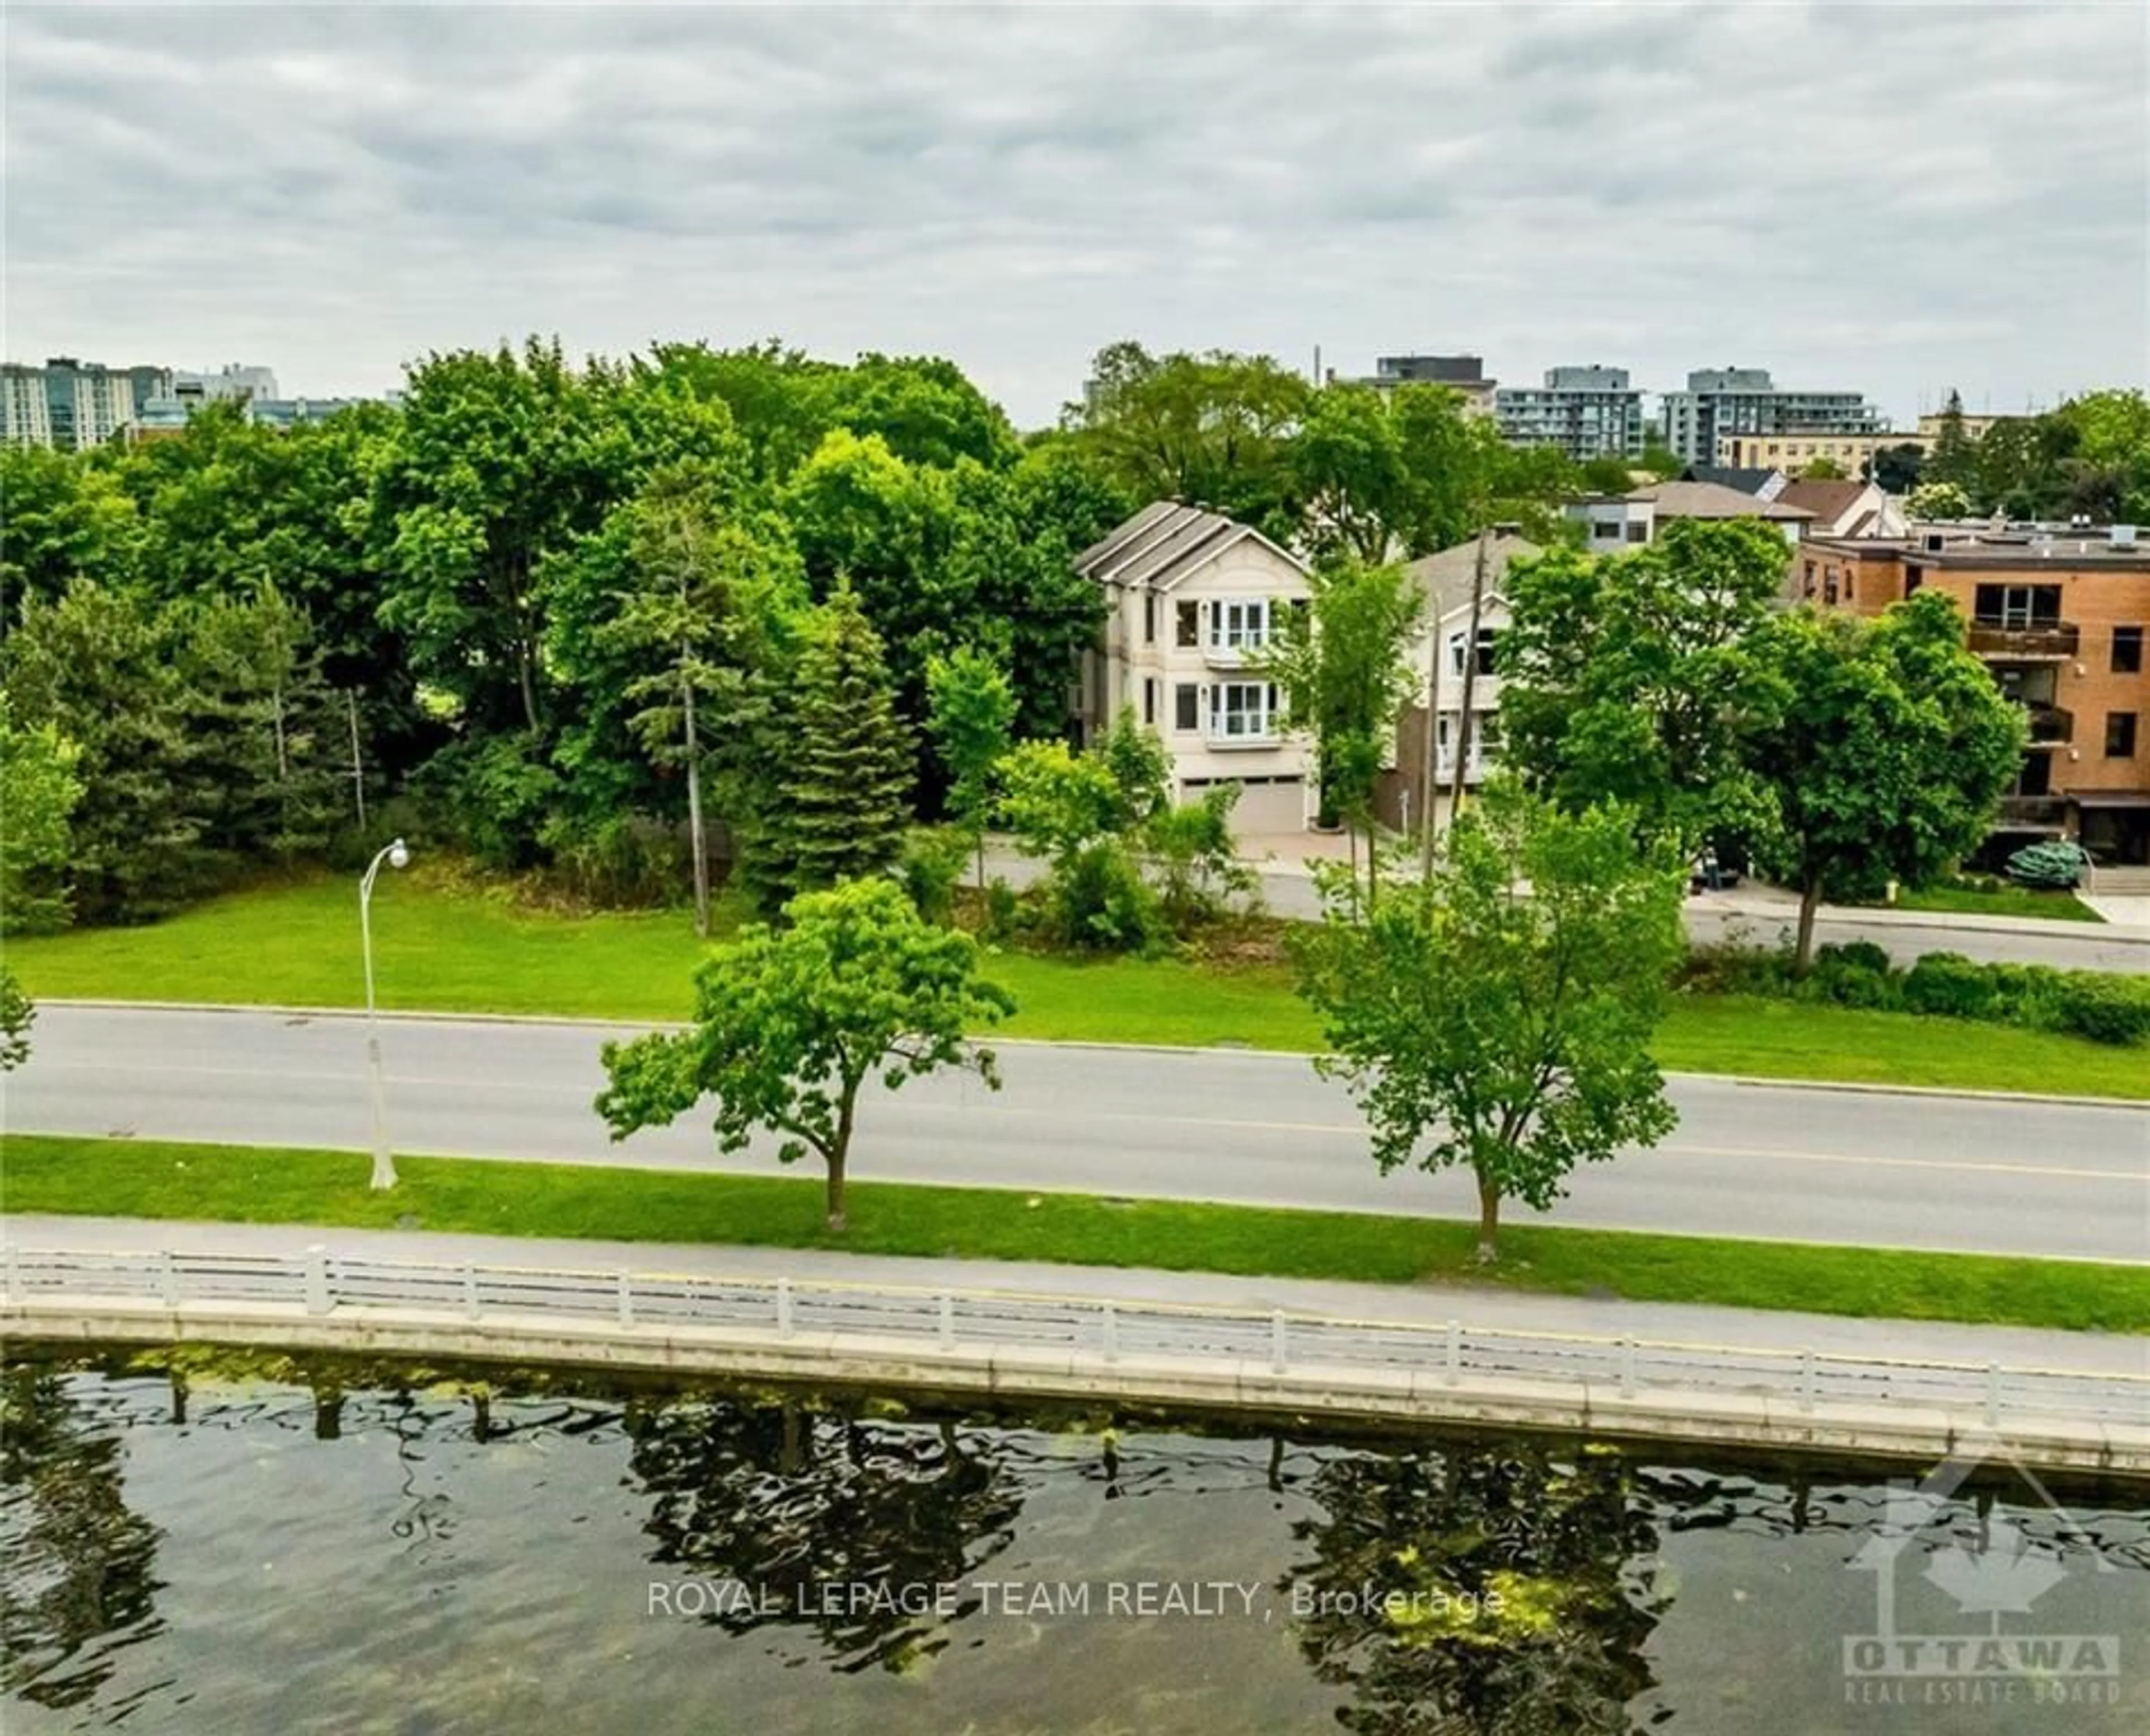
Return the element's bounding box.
[10,1213,2146,1381]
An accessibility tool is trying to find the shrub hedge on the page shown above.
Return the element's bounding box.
[1675,942,2150,1047]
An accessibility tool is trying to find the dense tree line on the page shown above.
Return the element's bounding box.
[1914,387,2150,523]
[0,334,1604,936]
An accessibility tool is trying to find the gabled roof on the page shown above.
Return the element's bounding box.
[1774,479,1872,525]
[1074,501,1308,591]
[1680,464,1783,495]
[1630,480,1813,521]
[1402,531,1542,620]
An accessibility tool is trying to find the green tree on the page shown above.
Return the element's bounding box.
[1798,456,1848,480]
[1258,560,1420,909]
[1906,480,1973,520]
[926,644,1017,893]
[1293,383,1414,564]
[180,581,348,864]
[739,583,915,916]
[1577,453,1639,494]
[1925,389,1980,495]
[1499,518,1792,853]
[1747,592,2027,970]
[0,690,83,935]
[994,718,1168,950]
[1071,340,1310,540]
[0,966,32,1071]
[1870,442,1925,494]
[595,877,1014,1229]
[2,582,210,921]
[1297,785,1685,1261]
[372,339,648,734]
[549,461,802,932]
[0,446,142,626]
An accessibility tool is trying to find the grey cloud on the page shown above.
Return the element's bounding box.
[3,2,2142,423]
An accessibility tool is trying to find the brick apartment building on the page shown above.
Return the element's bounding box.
[1797,525,2150,865]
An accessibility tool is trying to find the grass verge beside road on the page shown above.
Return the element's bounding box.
[3,1134,2144,1335]
[1881,885,2103,924]
[9,876,2148,1099]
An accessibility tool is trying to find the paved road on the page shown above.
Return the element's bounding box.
[8,1006,2146,1262]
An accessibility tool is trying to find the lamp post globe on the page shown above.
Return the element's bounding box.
[359,839,412,1189]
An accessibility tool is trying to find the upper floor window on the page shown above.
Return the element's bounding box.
[2107,712,2139,759]
[1973,583,2061,628]
[2114,625,2144,674]
[1143,592,1156,645]
[1447,627,1499,677]
[1209,681,1277,740]
[1176,599,1199,648]
[1209,598,1274,652]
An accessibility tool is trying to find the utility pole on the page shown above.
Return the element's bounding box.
[345,689,367,830]
[681,634,709,939]
[1417,575,1443,879]
[1448,525,1492,813]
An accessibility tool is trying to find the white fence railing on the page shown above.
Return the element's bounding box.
[4,1242,2146,1434]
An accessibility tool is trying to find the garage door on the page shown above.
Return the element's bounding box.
[1226,778,1307,834]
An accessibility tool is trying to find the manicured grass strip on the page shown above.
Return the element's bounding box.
[10,877,2146,1099]
[1881,885,2103,924]
[1651,994,2150,1099]
[4,1135,2144,1336]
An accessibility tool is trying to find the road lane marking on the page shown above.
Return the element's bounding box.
[22,1068,2148,1183]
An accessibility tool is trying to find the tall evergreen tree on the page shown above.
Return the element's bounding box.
[741,583,914,914]
[1925,389,1980,497]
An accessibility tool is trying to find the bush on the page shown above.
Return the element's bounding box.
[1053,841,1161,952]
[1901,952,2002,1021]
[2053,976,2150,1046]
[2006,840,2087,890]
[1816,939,1894,977]
[1675,939,1795,998]
[894,826,968,928]
[538,814,692,908]
[980,876,1022,943]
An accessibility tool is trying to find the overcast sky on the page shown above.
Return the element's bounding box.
[7,2,2145,428]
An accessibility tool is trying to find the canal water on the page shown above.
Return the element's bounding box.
[4,1349,2145,1733]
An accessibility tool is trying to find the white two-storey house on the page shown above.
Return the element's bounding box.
[1073,502,1317,834]
[1378,531,1541,832]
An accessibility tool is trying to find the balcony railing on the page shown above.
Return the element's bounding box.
[1969,621,2079,659]
[1998,793,2069,826]
[2023,704,2075,745]
[1434,750,1497,785]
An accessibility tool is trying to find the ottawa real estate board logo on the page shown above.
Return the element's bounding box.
[1843,1438,2120,1712]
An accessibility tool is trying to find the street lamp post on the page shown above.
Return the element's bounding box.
[359,838,410,1190]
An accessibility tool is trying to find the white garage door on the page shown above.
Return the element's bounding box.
[1224,778,1307,834]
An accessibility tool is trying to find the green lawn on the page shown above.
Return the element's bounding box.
[1882,885,2103,924]
[8,875,2146,1099]
[4,1134,2143,1335]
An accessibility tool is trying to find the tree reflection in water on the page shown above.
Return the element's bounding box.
[0,1366,165,1710]
[1283,1442,1667,1735]
[625,1397,1025,1673]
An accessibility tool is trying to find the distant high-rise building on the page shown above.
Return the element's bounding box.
[175,363,281,404]
[1494,365,1645,461]
[1342,354,1498,415]
[1660,367,1881,466]
[1,357,162,451]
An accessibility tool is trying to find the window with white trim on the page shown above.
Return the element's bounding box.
[1209,681,1277,740]
[1446,627,1498,677]
[1208,598,1273,653]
